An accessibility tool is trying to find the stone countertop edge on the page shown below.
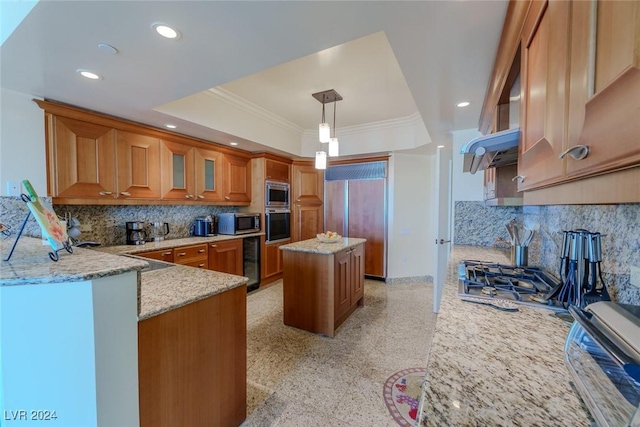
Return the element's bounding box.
[279,237,367,254]
[96,232,265,256]
[417,245,592,427]
[0,236,147,286]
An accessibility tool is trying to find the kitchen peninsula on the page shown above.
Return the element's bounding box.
[280,237,366,337]
[1,236,249,427]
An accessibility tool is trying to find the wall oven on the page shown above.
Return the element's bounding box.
[265,209,290,242]
[265,181,290,208]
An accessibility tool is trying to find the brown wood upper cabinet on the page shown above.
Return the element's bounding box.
[117,130,162,199]
[265,158,290,182]
[291,162,324,242]
[46,115,117,199]
[223,154,251,204]
[565,0,640,179]
[518,0,569,190]
[161,140,224,202]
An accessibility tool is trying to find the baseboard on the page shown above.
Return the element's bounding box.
[385,275,433,285]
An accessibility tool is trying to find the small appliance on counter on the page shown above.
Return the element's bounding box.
[192,216,217,237]
[126,221,147,245]
[565,302,640,427]
[148,222,170,242]
[217,213,260,235]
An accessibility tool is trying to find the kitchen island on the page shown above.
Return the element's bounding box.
[418,245,592,426]
[280,237,366,337]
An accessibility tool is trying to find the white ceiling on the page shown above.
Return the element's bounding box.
[0,1,507,157]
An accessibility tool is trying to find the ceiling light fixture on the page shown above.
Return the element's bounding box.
[312,89,343,169]
[229,142,239,146]
[165,124,177,129]
[328,99,339,157]
[152,23,181,39]
[76,69,101,80]
[456,101,471,108]
[437,145,445,148]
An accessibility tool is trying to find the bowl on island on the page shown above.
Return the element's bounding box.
[316,232,342,243]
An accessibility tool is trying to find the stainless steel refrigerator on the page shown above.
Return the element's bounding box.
[324,161,387,279]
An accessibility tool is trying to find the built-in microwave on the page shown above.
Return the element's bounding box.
[217,213,261,235]
[265,181,290,208]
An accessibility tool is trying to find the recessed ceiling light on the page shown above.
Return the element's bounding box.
[456,101,471,108]
[152,23,181,39]
[76,69,102,80]
[165,124,177,129]
[229,142,239,146]
[97,43,118,55]
[437,145,445,148]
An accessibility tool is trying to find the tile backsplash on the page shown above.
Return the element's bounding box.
[454,201,640,305]
[0,196,237,246]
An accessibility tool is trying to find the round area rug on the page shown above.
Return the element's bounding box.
[383,367,427,426]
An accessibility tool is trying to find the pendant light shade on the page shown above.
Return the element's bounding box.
[329,137,339,157]
[319,123,330,143]
[315,151,327,169]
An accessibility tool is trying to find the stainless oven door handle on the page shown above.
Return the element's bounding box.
[568,306,640,377]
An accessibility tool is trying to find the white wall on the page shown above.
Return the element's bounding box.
[0,89,46,196]
[451,128,483,202]
[387,152,436,280]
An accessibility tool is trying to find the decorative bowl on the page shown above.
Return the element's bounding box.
[316,233,342,243]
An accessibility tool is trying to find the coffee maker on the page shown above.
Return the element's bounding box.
[126,221,147,245]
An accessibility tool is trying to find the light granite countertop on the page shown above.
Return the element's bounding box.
[418,245,592,427]
[0,236,147,286]
[279,237,367,254]
[97,232,264,256]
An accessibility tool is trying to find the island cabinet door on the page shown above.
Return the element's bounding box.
[350,244,365,303]
[334,249,351,320]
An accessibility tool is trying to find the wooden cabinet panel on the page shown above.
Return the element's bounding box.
[565,0,640,178]
[160,140,196,201]
[138,285,246,427]
[334,249,351,321]
[263,240,287,279]
[137,249,174,263]
[116,130,161,199]
[348,179,385,277]
[324,181,345,234]
[350,244,365,302]
[194,148,224,202]
[173,244,208,266]
[223,154,251,204]
[208,239,243,275]
[265,159,290,182]
[518,0,568,190]
[292,163,323,204]
[50,116,116,198]
[293,204,323,242]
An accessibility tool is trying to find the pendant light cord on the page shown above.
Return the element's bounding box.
[332,100,337,138]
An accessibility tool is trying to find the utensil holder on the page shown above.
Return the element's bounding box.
[511,246,528,267]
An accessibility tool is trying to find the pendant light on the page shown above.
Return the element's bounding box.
[319,94,330,143]
[328,99,339,157]
[315,150,327,169]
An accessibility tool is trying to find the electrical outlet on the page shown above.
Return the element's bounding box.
[6,181,21,197]
[80,223,92,232]
[630,265,640,288]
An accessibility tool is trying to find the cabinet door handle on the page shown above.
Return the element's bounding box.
[511,175,526,183]
[224,196,231,200]
[210,244,217,248]
[197,195,205,199]
[559,145,589,160]
[198,249,206,253]
[198,263,205,268]
[296,199,301,202]
[162,251,172,256]
[185,194,194,199]
[120,191,131,196]
[99,191,113,196]
[177,252,186,257]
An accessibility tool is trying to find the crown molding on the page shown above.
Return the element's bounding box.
[204,87,305,135]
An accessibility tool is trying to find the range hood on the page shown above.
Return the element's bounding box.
[461,128,520,174]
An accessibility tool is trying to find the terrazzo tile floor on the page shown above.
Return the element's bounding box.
[242,279,438,426]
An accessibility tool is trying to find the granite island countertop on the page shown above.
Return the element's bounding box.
[418,245,592,426]
[279,237,366,254]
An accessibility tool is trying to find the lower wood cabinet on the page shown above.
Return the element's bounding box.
[173,244,208,269]
[282,241,365,337]
[208,239,243,275]
[262,239,289,281]
[138,285,247,427]
[136,248,174,263]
